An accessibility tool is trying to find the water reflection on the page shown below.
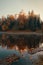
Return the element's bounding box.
[0,34,43,65]
[0,34,43,53]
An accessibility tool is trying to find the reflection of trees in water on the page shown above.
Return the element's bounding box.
[0,34,42,50]
[15,35,41,50]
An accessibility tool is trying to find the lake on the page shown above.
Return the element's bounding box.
[0,33,43,65]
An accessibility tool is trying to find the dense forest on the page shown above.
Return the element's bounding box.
[0,11,42,32]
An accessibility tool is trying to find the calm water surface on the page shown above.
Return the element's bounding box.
[0,33,43,65]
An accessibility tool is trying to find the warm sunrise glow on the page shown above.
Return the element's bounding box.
[0,0,43,20]
[39,43,43,48]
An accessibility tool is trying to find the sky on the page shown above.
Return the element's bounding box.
[0,0,43,20]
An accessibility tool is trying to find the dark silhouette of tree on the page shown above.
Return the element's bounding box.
[0,11,42,31]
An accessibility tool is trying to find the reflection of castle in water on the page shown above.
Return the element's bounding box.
[0,34,43,51]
